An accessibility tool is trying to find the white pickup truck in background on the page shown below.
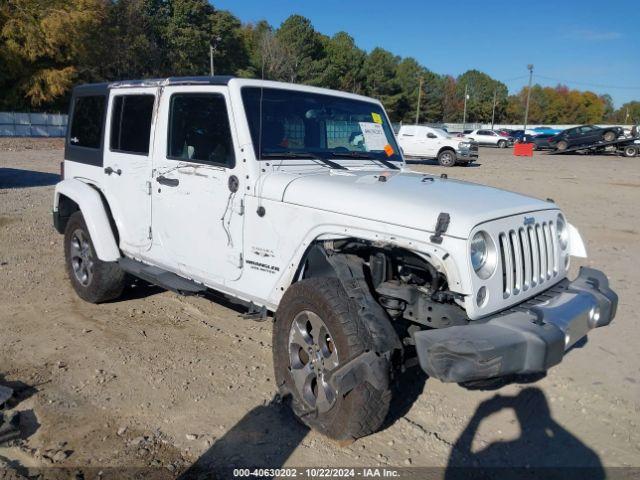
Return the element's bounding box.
[397,125,478,166]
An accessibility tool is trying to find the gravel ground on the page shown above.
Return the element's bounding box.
[0,139,639,477]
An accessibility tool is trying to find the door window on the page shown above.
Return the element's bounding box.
[110,95,155,155]
[69,95,106,148]
[167,93,235,167]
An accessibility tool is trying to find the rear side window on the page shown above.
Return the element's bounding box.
[110,95,155,155]
[69,95,106,149]
[167,93,234,167]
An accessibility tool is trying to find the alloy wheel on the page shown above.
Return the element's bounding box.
[69,229,94,286]
[288,310,340,413]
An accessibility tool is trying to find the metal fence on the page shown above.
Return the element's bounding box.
[0,112,68,137]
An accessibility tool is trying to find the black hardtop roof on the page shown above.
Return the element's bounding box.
[73,76,235,93]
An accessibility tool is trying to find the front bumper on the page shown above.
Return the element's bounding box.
[413,267,617,383]
[456,148,479,161]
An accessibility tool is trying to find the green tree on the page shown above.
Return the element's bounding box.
[320,32,365,93]
[163,0,216,75]
[457,69,508,123]
[1,0,106,109]
[100,0,167,80]
[362,47,402,119]
[210,9,249,75]
[274,14,325,84]
[237,20,272,78]
[612,101,640,123]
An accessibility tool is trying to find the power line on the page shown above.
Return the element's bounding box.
[534,75,640,90]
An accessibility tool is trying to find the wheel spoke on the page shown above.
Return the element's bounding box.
[305,311,325,345]
[315,377,336,412]
[290,319,312,347]
[70,236,81,257]
[324,348,340,371]
[289,362,312,392]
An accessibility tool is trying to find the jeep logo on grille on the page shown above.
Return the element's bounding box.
[523,216,535,225]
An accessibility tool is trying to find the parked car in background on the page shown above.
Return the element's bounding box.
[397,125,478,166]
[532,126,563,136]
[522,133,555,150]
[509,129,526,142]
[548,125,625,151]
[465,129,513,148]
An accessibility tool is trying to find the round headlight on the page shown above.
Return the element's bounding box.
[470,231,497,279]
[471,232,488,271]
[556,214,568,250]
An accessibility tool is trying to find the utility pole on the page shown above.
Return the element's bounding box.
[415,77,423,125]
[462,84,469,130]
[209,36,222,76]
[491,89,497,129]
[523,64,534,130]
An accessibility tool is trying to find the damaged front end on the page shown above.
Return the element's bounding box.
[412,267,617,383]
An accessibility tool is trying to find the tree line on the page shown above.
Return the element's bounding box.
[1,0,638,124]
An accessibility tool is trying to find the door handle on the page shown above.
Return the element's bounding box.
[156,175,179,187]
[104,166,122,176]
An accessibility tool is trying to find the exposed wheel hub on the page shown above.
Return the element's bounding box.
[288,310,340,413]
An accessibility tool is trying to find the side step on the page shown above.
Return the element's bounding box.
[119,257,207,295]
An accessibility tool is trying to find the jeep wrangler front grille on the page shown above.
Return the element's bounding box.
[498,222,559,299]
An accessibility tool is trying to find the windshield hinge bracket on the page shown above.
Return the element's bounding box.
[430,212,450,245]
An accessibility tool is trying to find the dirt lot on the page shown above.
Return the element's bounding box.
[1,138,639,478]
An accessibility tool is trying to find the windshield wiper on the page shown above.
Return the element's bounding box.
[331,152,399,170]
[261,152,346,170]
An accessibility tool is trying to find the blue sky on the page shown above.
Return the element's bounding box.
[212,0,640,107]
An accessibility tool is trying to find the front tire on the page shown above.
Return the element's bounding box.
[64,211,125,303]
[603,131,617,142]
[556,140,568,151]
[497,139,507,148]
[437,149,457,167]
[273,278,391,440]
[623,146,638,157]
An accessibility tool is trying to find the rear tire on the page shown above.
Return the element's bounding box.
[603,131,617,142]
[497,139,507,148]
[64,211,125,303]
[556,140,568,151]
[273,278,391,440]
[437,149,457,167]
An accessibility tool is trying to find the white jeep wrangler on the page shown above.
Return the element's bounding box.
[53,76,617,441]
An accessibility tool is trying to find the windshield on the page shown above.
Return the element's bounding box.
[241,87,402,162]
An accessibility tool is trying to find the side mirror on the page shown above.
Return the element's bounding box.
[427,133,437,138]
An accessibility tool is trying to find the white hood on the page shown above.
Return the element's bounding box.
[259,169,556,239]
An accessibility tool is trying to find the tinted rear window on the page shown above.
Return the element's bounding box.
[110,95,155,155]
[69,95,106,149]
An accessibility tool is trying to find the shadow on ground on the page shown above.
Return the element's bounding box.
[0,168,59,189]
[445,387,604,480]
[178,375,603,480]
[0,374,40,444]
[177,396,308,479]
[178,369,428,479]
